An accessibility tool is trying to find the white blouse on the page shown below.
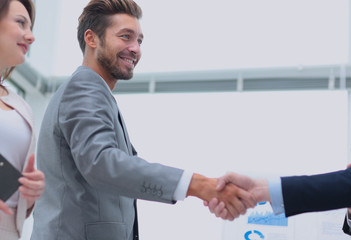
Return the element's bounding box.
[0,108,31,207]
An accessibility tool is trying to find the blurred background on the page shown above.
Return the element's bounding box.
[12,0,351,239]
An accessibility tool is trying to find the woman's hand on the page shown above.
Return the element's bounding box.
[18,154,45,210]
[0,199,13,219]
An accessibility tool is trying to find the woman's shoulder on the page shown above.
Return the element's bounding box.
[5,88,33,121]
[6,88,30,106]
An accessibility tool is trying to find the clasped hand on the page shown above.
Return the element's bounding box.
[204,172,269,221]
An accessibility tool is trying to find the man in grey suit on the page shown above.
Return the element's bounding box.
[30,0,256,239]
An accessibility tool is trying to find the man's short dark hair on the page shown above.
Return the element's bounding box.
[77,0,142,54]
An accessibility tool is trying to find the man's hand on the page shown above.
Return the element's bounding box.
[203,172,270,220]
[186,173,257,220]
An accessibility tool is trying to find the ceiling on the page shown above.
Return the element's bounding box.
[13,0,351,96]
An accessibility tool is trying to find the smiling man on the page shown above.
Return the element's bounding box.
[30,1,256,240]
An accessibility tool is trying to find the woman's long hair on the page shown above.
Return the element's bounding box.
[0,0,35,82]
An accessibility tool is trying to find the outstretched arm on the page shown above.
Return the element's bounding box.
[210,167,351,221]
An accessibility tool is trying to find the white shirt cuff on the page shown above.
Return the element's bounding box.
[173,171,193,201]
[268,176,285,215]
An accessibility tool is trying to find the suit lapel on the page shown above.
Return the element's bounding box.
[116,106,133,156]
[115,102,139,240]
[5,91,33,129]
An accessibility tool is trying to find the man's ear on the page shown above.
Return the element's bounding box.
[84,29,98,49]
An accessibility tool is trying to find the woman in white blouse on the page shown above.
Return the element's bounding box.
[0,0,45,239]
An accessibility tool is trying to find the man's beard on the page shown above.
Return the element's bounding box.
[97,48,134,80]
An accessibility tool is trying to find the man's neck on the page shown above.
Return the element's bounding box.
[82,61,117,91]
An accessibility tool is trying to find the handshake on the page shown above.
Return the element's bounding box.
[198,172,271,221]
[200,168,351,238]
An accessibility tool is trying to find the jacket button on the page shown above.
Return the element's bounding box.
[157,190,163,197]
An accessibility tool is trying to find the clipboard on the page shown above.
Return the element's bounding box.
[0,154,22,201]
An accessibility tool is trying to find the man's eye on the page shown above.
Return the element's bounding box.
[137,39,143,45]
[121,35,130,40]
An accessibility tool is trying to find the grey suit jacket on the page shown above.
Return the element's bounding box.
[31,66,184,240]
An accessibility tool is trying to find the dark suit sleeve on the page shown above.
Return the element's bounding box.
[281,168,351,217]
[343,215,351,236]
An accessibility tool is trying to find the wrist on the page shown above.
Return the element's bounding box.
[26,199,34,209]
[252,179,270,203]
[26,199,35,218]
[186,173,216,201]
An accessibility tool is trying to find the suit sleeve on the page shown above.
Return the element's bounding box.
[343,214,351,236]
[58,70,183,203]
[281,168,351,217]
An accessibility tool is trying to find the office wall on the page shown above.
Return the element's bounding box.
[29,0,349,77]
[116,90,348,240]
